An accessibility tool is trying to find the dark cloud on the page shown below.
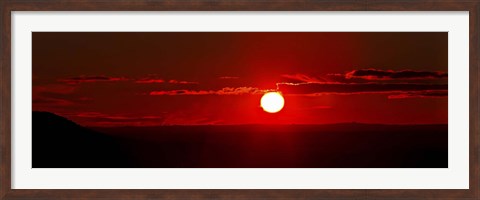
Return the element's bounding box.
[150,87,266,96]
[33,85,76,94]
[33,85,77,107]
[59,76,128,84]
[33,97,73,106]
[33,84,92,108]
[346,69,447,80]
[33,95,93,108]
[219,76,240,79]
[277,82,447,95]
[168,80,199,85]
[69,112,223,126]
[70,112,165,127]
[388,90,448,99]
[134,77,198,84]
[281,73,370,85]
[135,78,165,84]
[281,74,327,83]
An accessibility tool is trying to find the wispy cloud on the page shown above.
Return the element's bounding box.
[33,98,74,106]
[345,69,447,80]
[59,76,128,84]
[277,82,447,96]
[149,87,266,96]
[135,78,165,84]
[388,90,448,99]
[168,80,199,85]
[219,76,240,79]
[33,84,80,107]
[134,77,198,84]
[69,112,165,127]
[68,111,224,126]
[279,74,348,86]
[281,74,324,83]
[275,69,448,99]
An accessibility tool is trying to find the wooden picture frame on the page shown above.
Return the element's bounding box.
[1,0,478,199]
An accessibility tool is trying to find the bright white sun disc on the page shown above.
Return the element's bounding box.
[260,92,285,113]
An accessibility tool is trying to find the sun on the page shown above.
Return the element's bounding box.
[260,92,285,113]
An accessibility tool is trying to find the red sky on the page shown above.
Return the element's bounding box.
[32,32,448,126]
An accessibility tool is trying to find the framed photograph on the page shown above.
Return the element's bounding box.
[1,0,479,199]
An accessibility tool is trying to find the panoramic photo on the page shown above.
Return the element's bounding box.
[32,32,448,168]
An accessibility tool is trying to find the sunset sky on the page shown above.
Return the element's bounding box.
[32,32,448,127]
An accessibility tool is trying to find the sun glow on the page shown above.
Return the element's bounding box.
[260,92,285,113]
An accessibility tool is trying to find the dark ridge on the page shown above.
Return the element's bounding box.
[33,112,448,168]
[33,111,131,167]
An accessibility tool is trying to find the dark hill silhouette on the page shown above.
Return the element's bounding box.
[33,111,130,167]
[33,112,447,168]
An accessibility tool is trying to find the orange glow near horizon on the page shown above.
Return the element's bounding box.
[260,92,285,113]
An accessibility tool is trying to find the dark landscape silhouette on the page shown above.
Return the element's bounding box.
[33,112,129,167]
[33,111,447,168]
